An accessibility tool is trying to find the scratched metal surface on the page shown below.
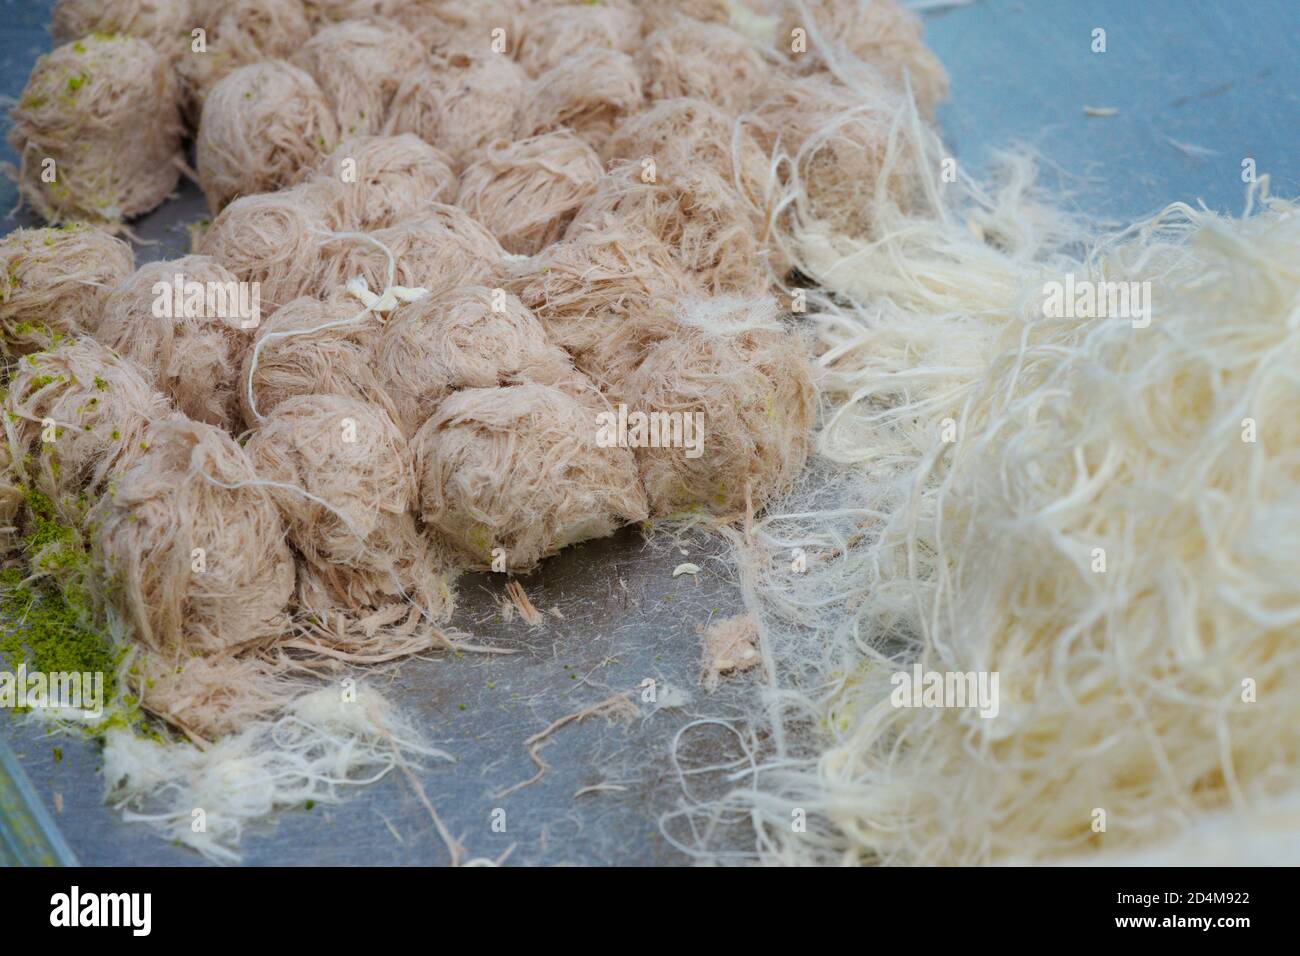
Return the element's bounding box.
[1,0,1296,865]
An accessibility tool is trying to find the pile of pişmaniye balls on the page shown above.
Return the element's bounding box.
[1,0,945,739]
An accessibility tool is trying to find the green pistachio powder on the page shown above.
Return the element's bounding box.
[1,328,145,735]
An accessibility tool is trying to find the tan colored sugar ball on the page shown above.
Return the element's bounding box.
[292,19,428,138]
[778,0,949,117]
[245,394,454,620]
[514,3,642,76]
[504,218,698,379]
[95,256,254,431]
[314,204,507,303]
[90,415,295,655]
[52,0,194,59]
[753,72,914,237]
[239,294,396,428]
[612,297,816,517]
[637,21,770,114]
[604,96,775,212]
[411,382,648,571]
[373,285,576,437]
[456,131,604,255]
[179,0,315,120]
[196,184,339,311]
[569,163,769,296]
[1,225,134,350]
[8,35,183,229]
[380,67,442,156]
[517,49,642,153]
[315,134,458,231]
[4,337,169,506]
[196,60,339,214]
[384,49,529,170]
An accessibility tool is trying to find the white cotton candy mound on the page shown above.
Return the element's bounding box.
[854,197,1300,866]
[712,109,1300,865]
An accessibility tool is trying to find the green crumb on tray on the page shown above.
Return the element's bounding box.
[0,491,119,708]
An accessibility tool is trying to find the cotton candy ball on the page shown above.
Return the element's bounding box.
[605,97,775,213]
[314,134,458,231]
[379,68,441,156]
[569,163,769,296]
[613,297,816,516]
[514,3,642,76]
[517,49,642,154]
[244,394,453,620]
[753,72,913,237]
[91,415,295,654]
[637,21,769,114]
[52,0,194,59]
[4,337,169,506]
[571,300,684,401]
[179,0,314,120]
[373,285,576,437]
[196,184,338,311]
[1,225,134,350]
[314,204,507,303]
[292,19,427,138]
[95,256,255,431]
[412,382,648,571]
[8,35,183,229]
[568,280,795,403]
[385,49,529,170]
[456,132,604,256]
[504,218,699,381]
[778,0,949,116]
[196,60,339,214]
[240,294,397,428]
